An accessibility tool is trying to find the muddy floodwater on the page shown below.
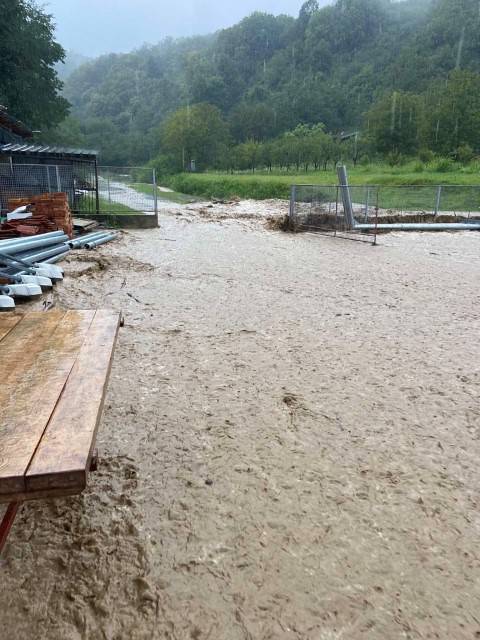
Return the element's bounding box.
[1,200,480,640]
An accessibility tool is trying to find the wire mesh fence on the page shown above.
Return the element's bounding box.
[0,162,95,215]
[92,166,157,215]
[290,183,480,240]
[0,163,158,217]
[289,184,377,243]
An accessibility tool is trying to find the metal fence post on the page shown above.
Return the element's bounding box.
[46,166,51,193]
[55,165,62,192]
[94,158,100,215]
[153,168,158,216]
[289,185,297,230]
[364,186,370,222]
[337,165,355,230]
[434,186,442,216]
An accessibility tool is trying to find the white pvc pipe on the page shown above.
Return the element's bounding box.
[68,231,110,248]
[355,222,480,231]
[0,234,69,254]
[14,244,70,263]
[0,231,64,246]
[42,250,70,264]
[86,233,117,249]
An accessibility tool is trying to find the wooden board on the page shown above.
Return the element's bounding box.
[26,310,120,492]
[0,310,119,503]
[0,314,23,343]
[73,218,100,232]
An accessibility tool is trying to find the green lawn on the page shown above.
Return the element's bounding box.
[162,164,480,212]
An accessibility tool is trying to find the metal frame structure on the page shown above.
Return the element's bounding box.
[289,166,480,239]
[0,503,20,554]
[0,160,98,216]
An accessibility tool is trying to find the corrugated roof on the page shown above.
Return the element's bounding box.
[0,143,97,157]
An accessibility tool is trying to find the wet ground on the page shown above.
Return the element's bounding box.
[1,200,480,639]
[97,180,183,212]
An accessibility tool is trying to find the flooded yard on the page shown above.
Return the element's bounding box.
[1,200,479,640]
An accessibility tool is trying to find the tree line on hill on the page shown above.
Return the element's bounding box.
[150,67,480,175]
[2,0,480,173]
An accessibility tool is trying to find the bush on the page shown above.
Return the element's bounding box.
[386,151,406,167]
[429,157,456,173]
[418,148,435,163]
[164,174,290,200]
[455,144,474,164]
[461,158,480,174]
[149,154,181,178]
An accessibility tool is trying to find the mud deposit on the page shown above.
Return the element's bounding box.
[1,201,480,639]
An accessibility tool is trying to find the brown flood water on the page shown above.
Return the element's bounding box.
[1,200,480,640]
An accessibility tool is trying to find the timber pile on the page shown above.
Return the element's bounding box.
[0,310,120,501]
[4,193,74,239]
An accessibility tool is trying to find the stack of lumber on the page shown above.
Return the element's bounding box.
[0,310,120,503]
[3,193,74,239]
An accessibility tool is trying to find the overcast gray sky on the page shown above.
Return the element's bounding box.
[44,0,330,57]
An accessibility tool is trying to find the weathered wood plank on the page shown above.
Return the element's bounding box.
[0,310,96,495]
[0,485,81,505]
[0,314,23,344]
[26,310,120,493]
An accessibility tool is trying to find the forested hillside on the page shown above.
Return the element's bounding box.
[57,0,480,168]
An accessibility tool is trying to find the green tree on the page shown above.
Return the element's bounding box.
[0,0,68,129]
[233,140,262,172]
[229,103,277,142]
[365,91,422,156]
[422,70,480,155]
[161,103,230,171]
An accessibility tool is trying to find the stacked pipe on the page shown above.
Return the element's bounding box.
[0,231,69,309]
[0,229,118,309]
[68,231,118,250]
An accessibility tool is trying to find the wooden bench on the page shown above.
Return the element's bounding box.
[0,309,120,552]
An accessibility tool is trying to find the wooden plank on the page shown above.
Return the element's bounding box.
[0,485,81,505]
[0,310,96,495]
[26,310,120,493]
[0,313,24,344]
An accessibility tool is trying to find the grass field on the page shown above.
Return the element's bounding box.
[163,163,480,211]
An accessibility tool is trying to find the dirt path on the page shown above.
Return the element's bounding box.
[1,201,480,639]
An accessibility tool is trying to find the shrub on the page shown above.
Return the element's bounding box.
[164,174,291,200]
[149,154,181,178]
[461,158,480,174]
[455,144,475,164]
[418,148,435,163]
[413,161,425,173]
[386,151,404,167]
[430,157,456,173]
